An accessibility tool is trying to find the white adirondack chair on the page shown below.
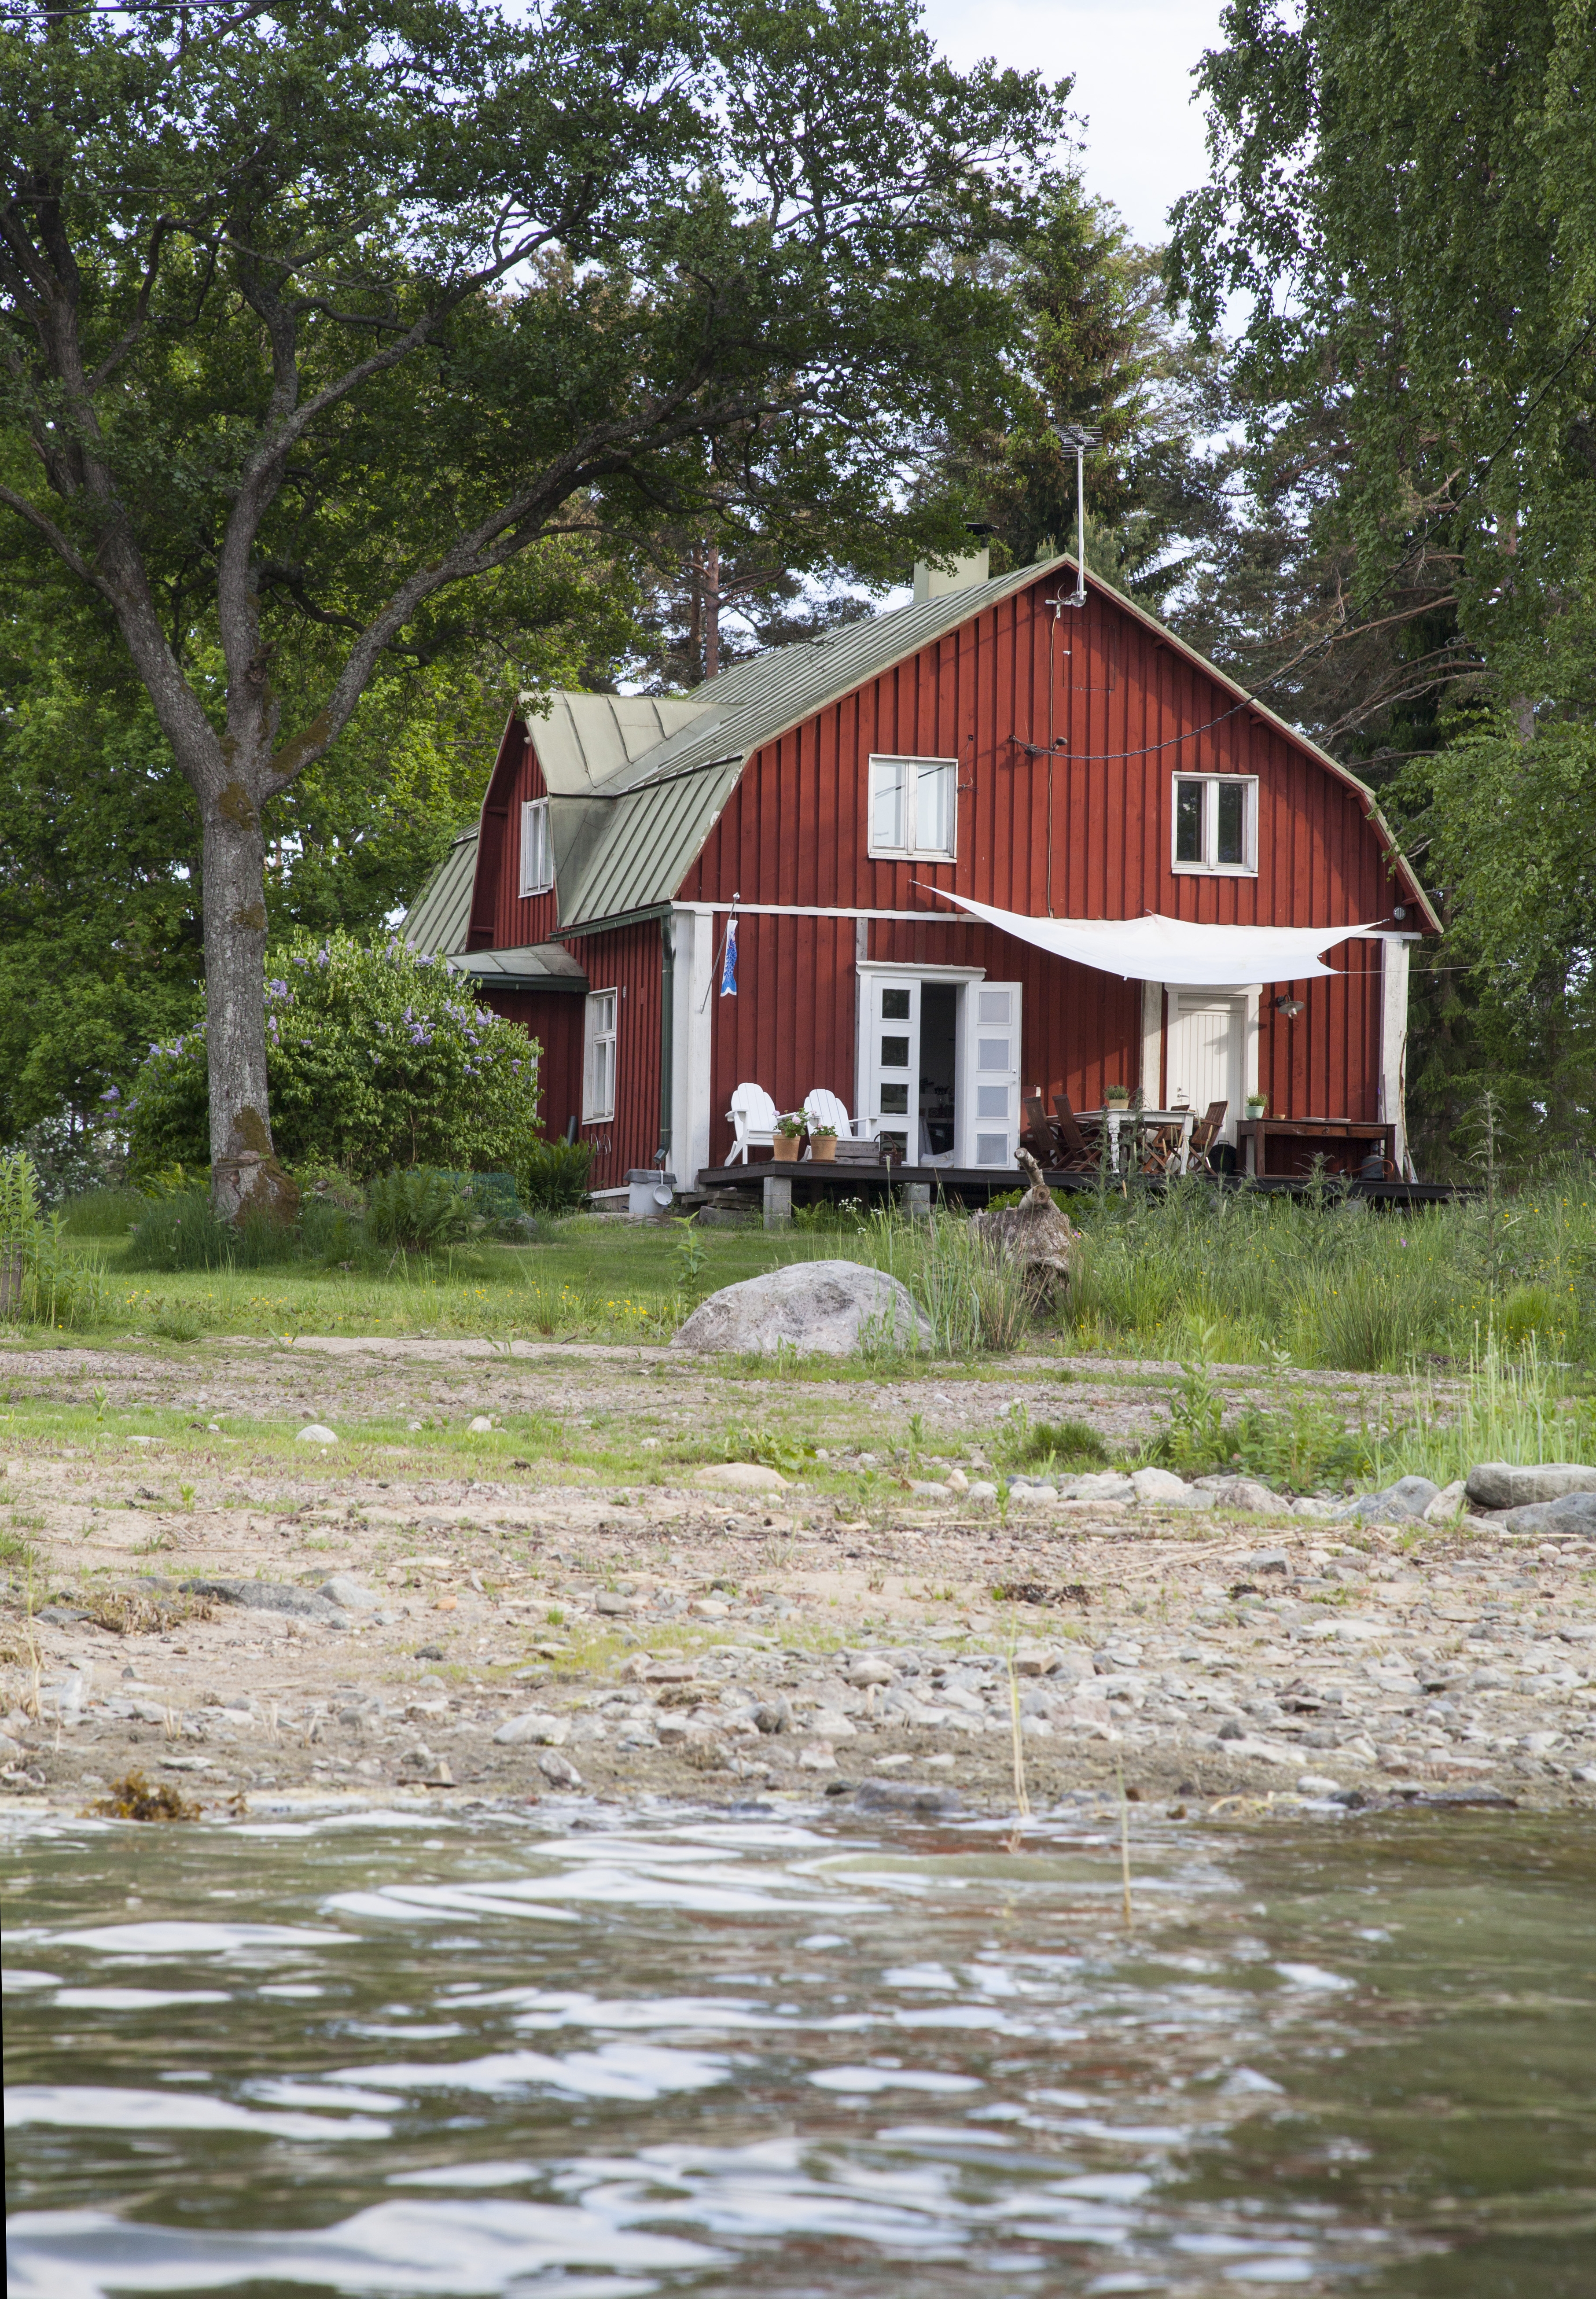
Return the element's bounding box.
[726,1081,779,1163]
[802,1088,875,1140]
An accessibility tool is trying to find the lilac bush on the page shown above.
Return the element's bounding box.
[128,933,542,1179]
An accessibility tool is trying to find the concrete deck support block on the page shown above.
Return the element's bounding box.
[762,1174,793,1229]
[899,1182,931,1220]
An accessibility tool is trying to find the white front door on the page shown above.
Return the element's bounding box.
[960,980,1022,1167]
[863,974,920,1163]
[1166,992,1246,1140]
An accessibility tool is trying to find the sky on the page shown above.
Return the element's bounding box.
[917,0,1230,246]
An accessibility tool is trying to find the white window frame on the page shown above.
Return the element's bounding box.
[582,989,617,1123]
[519,798,553,897]
[1170,772,1258,876]
[867,754,959,862]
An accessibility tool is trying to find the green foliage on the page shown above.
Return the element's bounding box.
[1005,1416,1114,1472]
[364,1168,473,1254]
[125,1190,298,1274]
[58,1188,149,1238]
[127,933,542,1179]
[849,1206,1042,1354]
[519,1138,593,1216]
[0,1150,41,1251]
[724,1424,807,1477]
[1145,1359,1375,1491]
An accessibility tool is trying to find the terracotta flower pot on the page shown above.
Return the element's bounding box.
[810,1134,837,1162]
[772,1134,801,1162]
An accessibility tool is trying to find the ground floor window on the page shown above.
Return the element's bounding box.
[583,989,617,1122]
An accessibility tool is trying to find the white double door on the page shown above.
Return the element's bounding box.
[858,968,1022,1167]
[1164,990,1250,1139]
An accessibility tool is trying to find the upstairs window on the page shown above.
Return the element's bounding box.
[519,798,553,897]
[583,989,616,1123]
[1172,773,1258,875]
[868,754,957,861]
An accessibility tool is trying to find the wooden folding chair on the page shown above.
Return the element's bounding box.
[1022,1094,1059,1166]
[1186,1099,1228,1174]
[1050,1092,1106,1175]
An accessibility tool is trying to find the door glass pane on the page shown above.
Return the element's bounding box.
[881,987,911,1020]
[916,759,955,856]
[879,1130,909,1159]
[976,1133,1008,1164]
[976,1084,1008,1117]
[1175,779,1204,863]
[977,1037,1009,1071]
[879,1082,909,1115]
[880,1035,910,1067]
[1217,779,1245,865]
[871,758,907,849]
[977,989,1009,1024]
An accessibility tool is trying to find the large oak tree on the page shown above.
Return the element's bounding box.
[2,0,1066,1214]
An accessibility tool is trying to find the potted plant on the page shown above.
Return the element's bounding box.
[808,1122,838,1163]
[772,1112,805,1162]
[1105,1083,1130,1109]
[1245,1093,1268,1119]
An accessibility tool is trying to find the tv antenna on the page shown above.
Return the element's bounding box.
[1055,424,1101,607]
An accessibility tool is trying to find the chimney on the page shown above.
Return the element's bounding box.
[912,522,993,604]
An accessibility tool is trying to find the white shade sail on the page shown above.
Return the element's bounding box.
[922,890,1379,986]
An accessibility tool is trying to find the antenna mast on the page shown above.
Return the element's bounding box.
[1055,424,1100,607]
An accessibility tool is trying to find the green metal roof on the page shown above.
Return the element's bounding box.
[400,830,477,953]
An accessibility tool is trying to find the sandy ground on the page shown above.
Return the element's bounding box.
[2,1337,1593,1824]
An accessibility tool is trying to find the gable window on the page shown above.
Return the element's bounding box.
[1172,773,1258,875]
[868,754,957,862]
[582,989,617,1123]
[519,798,553,897]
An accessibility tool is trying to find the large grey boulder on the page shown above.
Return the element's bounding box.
[182,1576,344,1625]
[671,1259,932,1357]
[1466,1461,1596,1511]
[1503,1491,1596,1537]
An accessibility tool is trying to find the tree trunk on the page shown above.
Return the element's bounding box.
[199,779,298,1223]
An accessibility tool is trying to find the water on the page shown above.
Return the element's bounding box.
[5,1798,1593,2296]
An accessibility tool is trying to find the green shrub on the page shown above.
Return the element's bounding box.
[1143,1358,1374,1490]
[3,1152,108,1328]
[1498,1282,1564,1349]
[1007,1416,1114,1472]
[125,1189,298,1272]
[519,1137,593,1215]
[128,932,542,1179]
[364,1166,472,1252]
[58,1186,149,1236]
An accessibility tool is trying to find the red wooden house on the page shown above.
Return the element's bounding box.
[402,551,1438,1189]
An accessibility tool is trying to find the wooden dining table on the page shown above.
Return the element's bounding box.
[1073,1106,1198,1173]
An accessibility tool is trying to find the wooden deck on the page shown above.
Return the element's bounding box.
[692,1162,1474,1208]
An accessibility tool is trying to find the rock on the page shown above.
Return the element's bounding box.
[318,1575,380,1613]
[945,1468,970,1493]
[670,1260,933,1357]
[1503,1491,1596,1537]
[847,1655,896,1688]
[182,1577,343,1624]
[810,1710,857,1740]
[798,1740,837,1771]
[1466,1461,1596,1511]
[492,1710,570,1746]
[1244,1549,1291,1575]
[908,1479,951,1498]
[1423,1480,1468,1525]
[1348,1475,1439,1521]
[593,1590,636,1615]
[537,1751,582,1788]
[295,1424,338,1446]
[696,1462,791,1494]
[1297,1773,1343,1797]
[1059,1470,1136,1502]
[1129,1467,1214,1509]
[967,1148,1081,1300]
[853,1779,962,1816]
[643,1659,697,1684]
[468,1416,495,1433]
[753,1697,793,1735]
[1210,1478,1284,1515]
[966,1481,999,1502]
[1290,1497,1346,1519]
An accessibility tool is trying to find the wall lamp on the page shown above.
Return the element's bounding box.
[1274,990,1305,1019]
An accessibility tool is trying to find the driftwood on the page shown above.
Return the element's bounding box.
[969,1148,1082,1300]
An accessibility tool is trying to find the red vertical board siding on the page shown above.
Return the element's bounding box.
[568,921,663,1191]
[467,571,1410,1167]
[475,989,586,1145]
